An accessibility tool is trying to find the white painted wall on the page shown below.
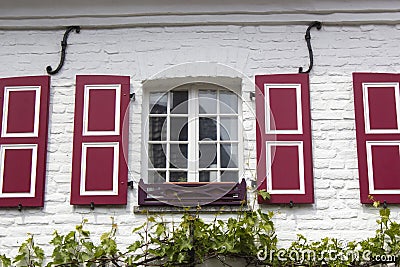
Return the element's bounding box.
[0,0,400,258]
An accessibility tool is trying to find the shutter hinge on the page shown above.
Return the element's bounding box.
[249,92,255,100]
[128,181,134,189]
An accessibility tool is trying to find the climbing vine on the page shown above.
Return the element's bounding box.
[0,196,399,266]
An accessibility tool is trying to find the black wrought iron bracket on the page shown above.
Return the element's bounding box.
[298,21,322,74]
[46,26,81,75]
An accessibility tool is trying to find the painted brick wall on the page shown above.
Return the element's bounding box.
[1,21,400,256]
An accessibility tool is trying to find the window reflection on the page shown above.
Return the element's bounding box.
[148,88,239,183]
[149,117,166,141]
[199,117,217,140]
[149,144,166,168]
[150,93,167,114]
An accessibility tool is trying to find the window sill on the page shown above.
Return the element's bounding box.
[138,178,247,206]
[133,205,250,214]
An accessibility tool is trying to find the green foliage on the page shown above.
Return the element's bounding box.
[13,234,44,267]
[123,210,276,266]
[0,254,11,267]
[2,200,400,266]
[46,219,95,267]
[257,189,270,201]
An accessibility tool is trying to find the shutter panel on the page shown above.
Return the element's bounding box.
[0,76,50,207]
[71,75,130,205]
[255,74,314,204]
[353,73,400,204]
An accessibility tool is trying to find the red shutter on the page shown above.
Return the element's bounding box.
[255,74,314,204]
[353,73,400,204]
[71,75,130,205]
[0,76,50,207]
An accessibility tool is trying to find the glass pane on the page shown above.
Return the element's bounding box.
[199,171,218,182]
[199,144,217,168]
[220,171,238,182]
[148,144,166,168]
[199,117,217,140]
[149,93,167,114]
[170,117,188,141]
[199,90,217,114]
[171,91,188,114]
[148,171,166,183]
[149,117,167,141]
[220,144,238,168]
[170,144,188,169]
[170,171,187,182]
[220,117,238,141]
[220,91,238,114]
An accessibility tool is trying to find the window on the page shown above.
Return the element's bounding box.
[146,83,241,184]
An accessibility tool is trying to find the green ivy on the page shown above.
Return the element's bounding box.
[12,234,44,267]
[0,197,400,266]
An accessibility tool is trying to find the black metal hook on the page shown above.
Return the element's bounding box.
[130,93,136,101]
[90,202,95,210]
[46,26,81,75]
[127,181,134,189]
[18,204,22,212]
[289,200,294,208]
[298,21,322,74]
[383,201,388,209]
[249,92,255,100]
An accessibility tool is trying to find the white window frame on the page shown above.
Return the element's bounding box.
[142,82,243,183]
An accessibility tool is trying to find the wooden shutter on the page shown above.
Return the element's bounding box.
[255,73,314,204]
[353,73,400,204]
[71,75,130,205]
[0,76,50,207]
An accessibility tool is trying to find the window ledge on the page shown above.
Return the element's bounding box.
[133,205,250,214]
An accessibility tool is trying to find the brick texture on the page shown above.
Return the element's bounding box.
[0,23,400,254]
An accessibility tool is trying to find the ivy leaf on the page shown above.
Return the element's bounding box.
[257,189,270,200]
[177,253,186,263]
[373,200,380,208]
[132,223,146,233]
[127,241,142,252]
[155,223,166,237]
[0,254,11,267]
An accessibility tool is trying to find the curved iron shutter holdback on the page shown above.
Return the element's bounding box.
[298,21,322,74]
[46,26,81,75]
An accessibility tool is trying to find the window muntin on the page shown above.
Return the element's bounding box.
[147,85,240,183]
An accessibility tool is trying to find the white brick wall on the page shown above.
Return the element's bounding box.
[1,1,400,256]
